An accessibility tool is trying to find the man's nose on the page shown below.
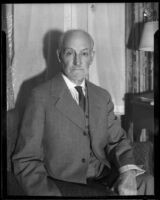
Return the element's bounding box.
[73,53,81,66]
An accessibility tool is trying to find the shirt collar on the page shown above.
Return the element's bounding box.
[62,73,85,90]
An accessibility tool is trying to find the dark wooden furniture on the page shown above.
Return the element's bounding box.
[122,92,154,175]
[131,92,154,142]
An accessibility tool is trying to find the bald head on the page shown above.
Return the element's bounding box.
[58,29,94,52]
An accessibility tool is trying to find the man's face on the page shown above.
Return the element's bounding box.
[59,32,94,85]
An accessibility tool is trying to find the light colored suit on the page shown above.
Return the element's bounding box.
[12,73,135,196]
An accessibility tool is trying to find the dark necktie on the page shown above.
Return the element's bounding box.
[75,86,85,112]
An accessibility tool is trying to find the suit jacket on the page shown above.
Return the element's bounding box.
[12,73,135,196]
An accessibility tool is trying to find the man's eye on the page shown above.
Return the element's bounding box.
[64,50,74,56]
[66,52,72,56]
[82,52,89,56]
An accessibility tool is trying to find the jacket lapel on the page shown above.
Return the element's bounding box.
[86,81,102,134]
[50,73,85,130]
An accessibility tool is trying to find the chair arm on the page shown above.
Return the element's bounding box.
[132,141,154,175]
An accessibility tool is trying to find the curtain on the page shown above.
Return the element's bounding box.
[88,3,125,114]
[7,3,125,115]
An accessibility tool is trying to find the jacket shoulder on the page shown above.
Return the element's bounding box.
[87,81,111,101]
[31,79,52,98]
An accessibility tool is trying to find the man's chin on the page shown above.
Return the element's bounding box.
[69,74,85,84]
[72,71,85,79]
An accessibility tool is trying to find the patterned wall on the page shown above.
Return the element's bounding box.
[125,2,159,93]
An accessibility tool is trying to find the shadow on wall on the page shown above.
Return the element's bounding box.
[6,29,64,177]
[15,29,63,123]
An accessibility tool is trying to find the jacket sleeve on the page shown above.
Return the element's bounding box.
[105,92,135,169]
[12,90,62,196]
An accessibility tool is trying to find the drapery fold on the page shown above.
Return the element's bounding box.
[3,4,15,110]
[88,3,125,114]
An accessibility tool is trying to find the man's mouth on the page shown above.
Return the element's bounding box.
[72,66,83,70]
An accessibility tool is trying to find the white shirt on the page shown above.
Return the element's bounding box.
[62,73,86,105]
[62,74,145,176]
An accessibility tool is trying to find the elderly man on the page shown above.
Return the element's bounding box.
[12,29,154,196]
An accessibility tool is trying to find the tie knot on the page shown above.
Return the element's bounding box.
[75,86,83,95]
[75,86,85,111]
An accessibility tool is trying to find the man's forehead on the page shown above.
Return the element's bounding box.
[62,31,93,49]
[64,47,91,51]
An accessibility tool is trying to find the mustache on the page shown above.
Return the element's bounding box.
[71,65,83,69]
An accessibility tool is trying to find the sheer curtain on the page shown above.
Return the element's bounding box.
[7,3,125,115]
[88,3,125,114]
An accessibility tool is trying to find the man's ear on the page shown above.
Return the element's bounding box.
[90,50,95,65]
[57,49,62,63]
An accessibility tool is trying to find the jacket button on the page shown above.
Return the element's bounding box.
[82,158,86,163]
[83,132,87,136]
[85,125,89,129]
[90,152,93,156]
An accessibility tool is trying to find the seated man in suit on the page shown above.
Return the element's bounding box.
[12,29,154,196]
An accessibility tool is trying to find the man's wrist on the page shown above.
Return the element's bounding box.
[120,169,136,177]
[119,164,145,176]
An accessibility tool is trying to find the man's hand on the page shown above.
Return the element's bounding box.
[112,170,137,195]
